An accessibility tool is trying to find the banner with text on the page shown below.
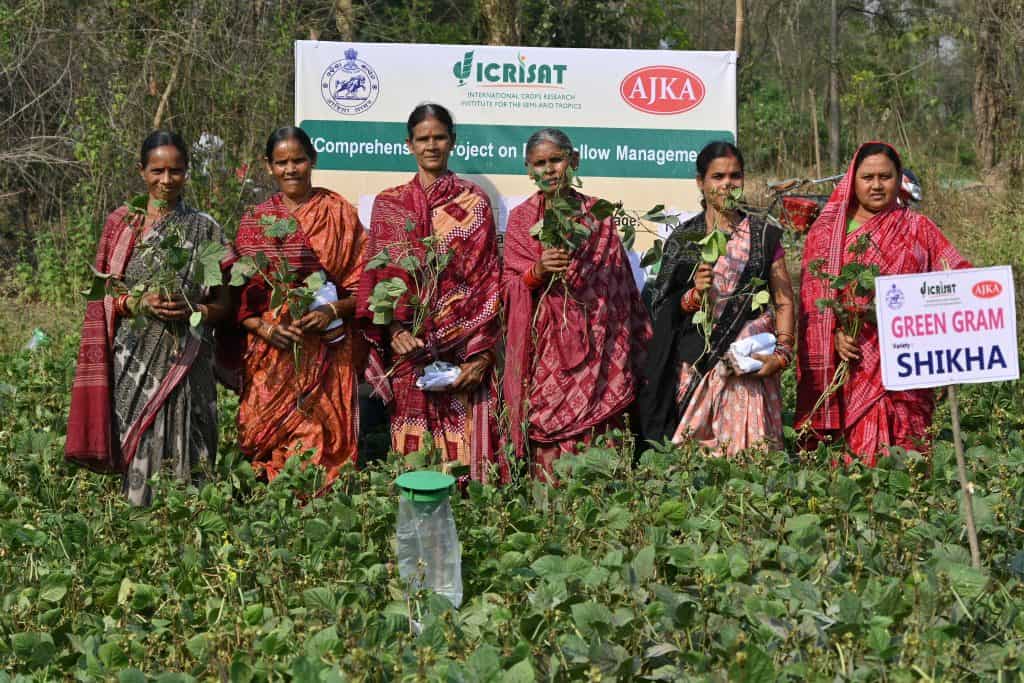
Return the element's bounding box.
[294,41,736,242]
[875,266,1019,390]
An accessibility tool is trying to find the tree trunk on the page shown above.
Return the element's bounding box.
[480,0,519,46]
[335,0,355,41]
[972,2,1004,171]
[828,0,841,169]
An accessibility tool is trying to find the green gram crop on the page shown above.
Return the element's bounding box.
[0,329,1023,680]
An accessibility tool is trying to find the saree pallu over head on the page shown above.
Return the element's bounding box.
[636,211,781,444]
[796,141,969,451]
[66,204,225,474]
[356,172,503,482]
[227,189,367,482]
[502,191,652,459]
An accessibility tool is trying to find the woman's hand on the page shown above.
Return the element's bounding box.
[296,305,334,334]
[536,248,571,276]
[693,263,714,292]
[390,323,424,356]
[450,355,490,392]
[752,353,786,377]
[835,329,860,362]
[139,293,191,321]
[262,321,303,350]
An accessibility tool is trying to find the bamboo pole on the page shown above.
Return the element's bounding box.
[810,88,822,177]
[734,0,745,60]
[948,385,982,568]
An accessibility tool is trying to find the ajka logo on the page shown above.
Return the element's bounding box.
[620,65,705,115]
[453,51,568,88]
[972,280,1003,298]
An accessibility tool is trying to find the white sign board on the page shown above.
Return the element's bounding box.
[294,41,736,239]
[875,266,1019,390]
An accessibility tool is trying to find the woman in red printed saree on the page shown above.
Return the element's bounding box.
[502,129,651,481]
[66,131,232,506]
[357,104,505,483]
[227,127,367,484]
[796,142,969,465]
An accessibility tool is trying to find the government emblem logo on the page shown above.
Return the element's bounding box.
[885,283,905,310]
[321,48,380,115]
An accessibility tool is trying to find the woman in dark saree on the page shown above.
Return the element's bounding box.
[638,141,795,456]
[66,130,231,505]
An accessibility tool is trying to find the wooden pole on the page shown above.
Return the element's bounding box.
[828,0,841,169]
[734,0,745,60]
[810,88,822,177]
[948,384,982,569]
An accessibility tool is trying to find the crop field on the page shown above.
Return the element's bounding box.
[0,188,1022,681]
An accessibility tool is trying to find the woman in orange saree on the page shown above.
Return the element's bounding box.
[227,126,367,484]
[356,104,506,484]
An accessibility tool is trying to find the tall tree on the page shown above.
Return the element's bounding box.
[480,0,519,45]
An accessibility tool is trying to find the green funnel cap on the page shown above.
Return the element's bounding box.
[395,470,455,502]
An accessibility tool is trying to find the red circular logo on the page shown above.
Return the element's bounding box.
[972,280,1002,298]
[620,66,706,115]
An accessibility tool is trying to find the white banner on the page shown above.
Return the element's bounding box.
[875,266,1019,390]
[294,41,736,239]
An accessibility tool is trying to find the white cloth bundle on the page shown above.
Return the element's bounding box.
[415,361,462,392]
[725,332,777,374]
[312,280,344,333]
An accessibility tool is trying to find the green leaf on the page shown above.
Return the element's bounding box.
[189,311,203,327]
[304,270,327,292]
[262,215,297,238]
[118,669,148,683]
[631,545,657,583]
[229,256,260,286]
[500,658,536,683]
[303,586,337,613]
[12,631,55,669]
[39,583,67,603]
[640,240,663,268]
[366,249,391,270]
[691,310,707,325]
[571,600,613,636]
[728,645,775,683]
[641,204,665,220]
[194,241,228,288]
[304,626,339,658]
[186,632,210,660]
[83,266,116,301]
[589,199,618,221]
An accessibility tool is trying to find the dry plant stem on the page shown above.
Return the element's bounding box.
[808,315,863,421]
[949,385,982,568]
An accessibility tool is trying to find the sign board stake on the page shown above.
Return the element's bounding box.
[948,384,981,569]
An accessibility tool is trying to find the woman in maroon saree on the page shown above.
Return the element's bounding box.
[502,129,651,481]
[796,142,969,464]
[356,104,505,483]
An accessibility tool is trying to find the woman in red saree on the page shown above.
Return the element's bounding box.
[356,104,505,483]
[227,127,367,484]
[796,142,969,465]
[66,131,232,506]
[502,128,652,481]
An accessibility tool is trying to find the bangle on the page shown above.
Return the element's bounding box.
[775,330,795,343]
[680,288,702,313]
[115,294,131,317]
[523,264,544,289]
[328,300,341,319]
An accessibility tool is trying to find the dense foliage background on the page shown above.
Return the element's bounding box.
[2,0,1024,679]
